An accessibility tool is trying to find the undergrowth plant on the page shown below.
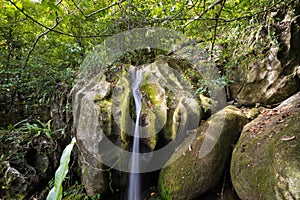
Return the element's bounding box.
[46,137,76,200]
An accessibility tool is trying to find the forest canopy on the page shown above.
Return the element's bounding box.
[0,0,291,120]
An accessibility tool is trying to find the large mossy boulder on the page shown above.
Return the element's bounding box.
[139,60,201,146]
[231,92,300,200]
[230,3,300,106]
[158,106,248,200]
[73,57,205,196]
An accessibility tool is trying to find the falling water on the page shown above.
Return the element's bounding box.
[128,68,143,200]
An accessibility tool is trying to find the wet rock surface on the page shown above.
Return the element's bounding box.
[73,57,206,196]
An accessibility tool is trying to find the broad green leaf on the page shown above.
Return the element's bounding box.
[46,137,76,200]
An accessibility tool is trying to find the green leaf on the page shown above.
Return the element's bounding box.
[46,137,76,200]
[41,0,61,11]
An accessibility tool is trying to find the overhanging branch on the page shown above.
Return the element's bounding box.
[70,0,125,19]
[183,0,223,29]
[85,0,125,18]
[24,15,62,68]
[211,0,226,60]
[7,0,113,38]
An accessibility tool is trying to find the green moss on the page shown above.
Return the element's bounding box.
[273,112,300,196]
[158,167,181,200]
[159,107,248,200]
[142,135,157,151]
[161,90,179,141]
[141,83,161,105]
[231,130,276,198]
[95,99,112,136]
[94,93,103,102]
[158,148,205,200]
[231,106,300,199]
[116,77,132,144]
[139,78,168,150]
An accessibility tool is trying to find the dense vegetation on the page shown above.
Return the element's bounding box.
[0,0,295,199]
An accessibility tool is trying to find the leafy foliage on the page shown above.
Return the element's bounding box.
[0,119,61,199]
[0,119,58,162]
[46,137,76,200]
[61,181,101,200]
[0,0,292,117]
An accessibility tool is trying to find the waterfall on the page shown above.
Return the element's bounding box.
[128,68,143,200]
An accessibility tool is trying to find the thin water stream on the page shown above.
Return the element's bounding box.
[128,68,143,200]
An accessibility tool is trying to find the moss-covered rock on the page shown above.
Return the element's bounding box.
[74,58,204,196]
[81,161,108,196]
[74,75,113,196]
[231,92,300,200]
[112,74,132,144]
[230,5,300,106]
[140,80,166,150]
[158,106,248,200]
[140,61,202,148]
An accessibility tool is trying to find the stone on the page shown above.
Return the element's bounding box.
[81,161,108,196]
[1,161,27,200]
[231,92,300,200]
[0,133,57,200]
[74,59,204,196]
[158,106,248,200]
[230,6,300,106]
[140,61,201,145]
[74,75,113,196]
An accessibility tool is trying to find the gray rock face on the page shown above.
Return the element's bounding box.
[73,58,208,196]
[73,75,113,196]
[230,9,300,106]
[231,92,300,200]
[158,106,248,200]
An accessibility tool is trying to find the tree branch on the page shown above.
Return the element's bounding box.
[183,0,282,26]
[211,0,226,60]
[24,16,62,68]
[202,7,274,23]
[7,0,113,38]
[71,0,86,17]
[8,13,62,112]
[183,0,223,29]
[85,0,125,18]
[140,1,281,26]
[8,0,57,33]
[55,0,62,6]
